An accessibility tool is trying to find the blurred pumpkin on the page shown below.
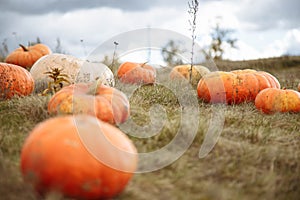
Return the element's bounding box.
[0,62,34,99]
[5,44,51,69]
[169,64,210,86]
[117,62,156,84]
[48,82,130,125]
[30,53,115,92]
[255,88,300,114]
[20,115,137,199]
[197,69,281,104]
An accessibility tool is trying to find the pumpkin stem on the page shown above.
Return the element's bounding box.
[140,62,148,68]
[87,79,102,95]
[19,44,29,52]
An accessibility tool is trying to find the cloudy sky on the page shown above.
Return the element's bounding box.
[0,0,300,62]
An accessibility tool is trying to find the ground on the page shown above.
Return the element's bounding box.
[0,56,300,200]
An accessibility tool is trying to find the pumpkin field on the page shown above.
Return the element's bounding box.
[0,53,300,199]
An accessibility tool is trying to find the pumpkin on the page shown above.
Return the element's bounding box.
[117,62,156,84]
[231,69,280,89]
[5,44,51,69]
[0,62,34,99]
[30,53,115,92]
[255,88,300,114]
[48,82,130,125]
[169,64,210,86]
[197,69,281,104]
[20,115,137,199]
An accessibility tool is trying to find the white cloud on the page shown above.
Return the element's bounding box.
[223,41,261,60]
[0,0,300,62]
[236,0,300,30]
[263,29,300,57]
[222,28,300,60]
[0,0,188,14]
[198,1,240,30]
[0,7,189,59]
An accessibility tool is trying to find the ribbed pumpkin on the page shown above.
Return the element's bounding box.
[255,88,300,114]
[48,82,130,125]
[30,53,115,92]
[20,115,137,199]
[0,62,34,99]
[197,69,280,104]
[117,62,156,84]
[5,44,51,69]
[169,64,210,86]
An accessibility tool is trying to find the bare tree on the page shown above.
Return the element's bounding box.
[0,39,9,62]
[208,19,237,60]
[28,37,42,46]
[54,38,66,54]
[161,40,185,67]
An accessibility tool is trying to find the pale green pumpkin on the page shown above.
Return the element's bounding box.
[30,53,114,92]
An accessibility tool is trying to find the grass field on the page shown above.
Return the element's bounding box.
[0,56,300,200]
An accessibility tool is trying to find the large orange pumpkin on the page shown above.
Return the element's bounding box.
[48,82,130,125]
[0,62,34,99]
[117,62,156,84]
[255,88,300,114]
[20,115,138,199]
[197,69,281,104]
[5,44,52,69]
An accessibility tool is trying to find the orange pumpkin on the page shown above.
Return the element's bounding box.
[255,88,300,114]
[0,62,34,99]
[231,69,280,89]
[169,64,210,86]
[48,82,130,125]
[117,62,156,84]
[197,69,281,104]
[20,115,138,199]
[5,44,51,69]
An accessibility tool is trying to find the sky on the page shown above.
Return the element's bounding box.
[0,0,300,63]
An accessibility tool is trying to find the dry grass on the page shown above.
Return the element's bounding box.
[0,56,300,200]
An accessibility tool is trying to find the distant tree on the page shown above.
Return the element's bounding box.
[161,40,185,67]
[0,39,9,62]
[54,38,66,54]
[36,37,41,44]
[29,37,42,46]
[207,19,237,60]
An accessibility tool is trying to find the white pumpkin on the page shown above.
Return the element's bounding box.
[30,54,115,92]
[169,64,210,86]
